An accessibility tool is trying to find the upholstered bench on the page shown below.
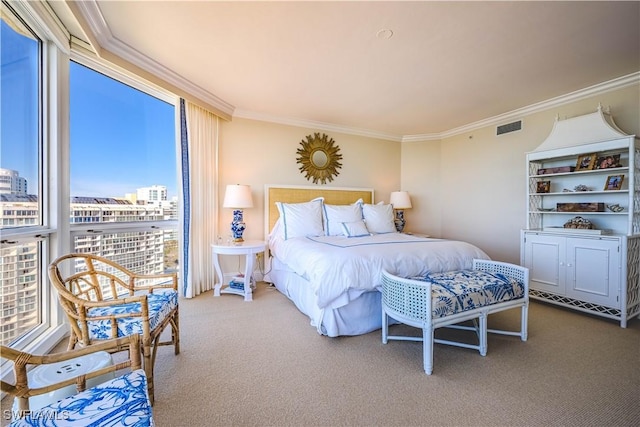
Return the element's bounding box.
[381,259,529,374]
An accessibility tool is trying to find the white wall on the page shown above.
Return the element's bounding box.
[218,118,401,241]
[217,85,638,267]
[402,84,640,264]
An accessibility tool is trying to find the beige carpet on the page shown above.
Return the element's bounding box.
[147,282,640,427]
[3,282,638,426]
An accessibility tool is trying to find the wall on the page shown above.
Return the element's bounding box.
[402,84,640,264]
[217,84,638,268]
[218,118,401,241]
[400,139,442,237]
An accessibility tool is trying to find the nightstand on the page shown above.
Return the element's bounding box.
[212,240,266,301]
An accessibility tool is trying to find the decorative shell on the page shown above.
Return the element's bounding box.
[563,216,594,229]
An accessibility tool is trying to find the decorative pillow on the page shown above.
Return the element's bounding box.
[323,202,363,236]
[362,203,396,234]
[341,220,371,238]
[275,197,324,240]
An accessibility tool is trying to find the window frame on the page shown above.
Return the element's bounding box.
[1,0,179,355]
[68,51,179,271]
[0,2,72,361]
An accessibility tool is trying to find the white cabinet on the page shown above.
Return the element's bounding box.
[521,107,640,327]
[522,232,622,309]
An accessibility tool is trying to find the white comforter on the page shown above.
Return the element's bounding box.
[269,233,489,310]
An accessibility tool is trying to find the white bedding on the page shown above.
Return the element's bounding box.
[269,233,490,312]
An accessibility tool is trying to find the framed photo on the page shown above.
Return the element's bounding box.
[595,154,621,169]
[575,153,597,171]
[536,180,550,193]
[604,174,624,191]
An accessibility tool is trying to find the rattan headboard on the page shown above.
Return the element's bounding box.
[264,185,374,236]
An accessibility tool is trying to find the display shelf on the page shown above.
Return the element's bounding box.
[521,106,640,327]
[531,167,628,179]
[526,136,636,235]
[531,190,626,195]
[531,212,627,215]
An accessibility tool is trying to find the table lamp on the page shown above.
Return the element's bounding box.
[389,191,412,232]
[223,184,254,243]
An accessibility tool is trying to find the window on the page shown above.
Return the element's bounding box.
[69,62,177,276]
[0,2,179,351]
[0,5,45,347]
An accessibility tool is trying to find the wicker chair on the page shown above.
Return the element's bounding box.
[48,253,180,405]
[1,335,154,426]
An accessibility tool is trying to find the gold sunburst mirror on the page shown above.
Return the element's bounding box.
[296,132,343,184]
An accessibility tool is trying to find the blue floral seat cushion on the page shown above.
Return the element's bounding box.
[413,270,525,319]
[85,290,178,340]
[9,369,154,427]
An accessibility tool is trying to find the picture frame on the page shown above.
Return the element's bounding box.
[604,174,624,191]
[595,154,621,169]
[575,153,597,171]
[536,180,550,193]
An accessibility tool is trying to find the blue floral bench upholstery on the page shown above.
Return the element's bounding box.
[381,259,529,374]
[1,335,154,426]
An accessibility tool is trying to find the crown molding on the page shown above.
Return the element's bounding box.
[71,45,176,106]
[67,1,639,143]
[74,0,234,119]
[233,109,403,142]
[239,72,639,143]
[401,133,441,143]
[424,71,640,142]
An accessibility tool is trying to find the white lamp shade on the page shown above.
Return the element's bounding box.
[389,191,412,209]
[223,184,254,209]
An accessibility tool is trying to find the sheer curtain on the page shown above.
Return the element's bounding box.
[179,99,219,298]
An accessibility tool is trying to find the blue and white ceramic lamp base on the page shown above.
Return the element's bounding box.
[394,210,405,233]
[231,209,246,242]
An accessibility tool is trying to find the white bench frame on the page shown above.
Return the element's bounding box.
[381,259,529,374]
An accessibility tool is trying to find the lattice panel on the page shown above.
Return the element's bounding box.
[626,237,640,317]
[633,149,640,234]
[528,161,543,229]
[529,289,621,318]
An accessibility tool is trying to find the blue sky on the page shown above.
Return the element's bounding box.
[2,20,177,200]
[70,63,177,199]
[1,20,39,193]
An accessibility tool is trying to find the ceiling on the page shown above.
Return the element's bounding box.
[55,1,639,141]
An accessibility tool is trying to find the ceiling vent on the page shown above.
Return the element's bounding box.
[496,120,522,136]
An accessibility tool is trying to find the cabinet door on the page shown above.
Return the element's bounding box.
[565,238,620,308]
[523,233,565,294]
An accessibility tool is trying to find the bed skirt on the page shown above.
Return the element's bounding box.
[268,257,384,337]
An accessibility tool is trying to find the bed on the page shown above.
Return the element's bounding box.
[264,185,490,337]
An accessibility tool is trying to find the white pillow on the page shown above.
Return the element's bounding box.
[322,202,363,236]
[362,203,396,234]
[269,217,284,241]
[275,197,324,240]
[341,220,371,238]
